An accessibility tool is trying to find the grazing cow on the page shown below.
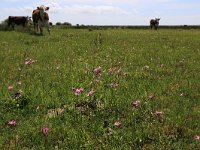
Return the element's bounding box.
[32,5,50,35]
[150,18,160,30]
[8,16,30,30]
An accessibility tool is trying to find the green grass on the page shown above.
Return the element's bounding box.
[0,28,200,149]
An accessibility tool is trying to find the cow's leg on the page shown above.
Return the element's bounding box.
[34,23,37,34]
[38,20,44,35]
[155,25,158,30]
[11,23,15,30]
[45,20,50,35]
[39,26,43,35]
[36,24,38,33]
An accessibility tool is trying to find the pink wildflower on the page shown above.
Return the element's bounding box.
[79,87,84,92]
[7,119,16,126]
[143,65,150,70]
[114,120,122,128]
[131,100,141,106]
[74,87,84,96]
[41,126,49,135]
[117,68,122,73]
[87,90,95,97]
[74,89,81,96]
[25,58,37,65]
[107,127,113,135]
[194,135,200,140]
[98,73,103,79]
[154,111,163,117]
[8,85,13,90]
[25,60,29,65]
[94,66,102,73]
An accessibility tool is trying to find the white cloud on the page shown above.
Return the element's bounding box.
[0,0,200,25]
[45,2,132,15]
[62,5,131,15]
[161,15,200,25]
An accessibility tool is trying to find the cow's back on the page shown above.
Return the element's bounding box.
[8,16,27,26]
[150,19,155,25]
[32,9,40,23]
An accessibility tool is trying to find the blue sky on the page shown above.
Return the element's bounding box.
[1,0,200,25]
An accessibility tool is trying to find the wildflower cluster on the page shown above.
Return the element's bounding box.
[73,87,84,96]
[25,58,37,65]
[194,135,200,140]
[7,119,16,127]
[41,126,49,135]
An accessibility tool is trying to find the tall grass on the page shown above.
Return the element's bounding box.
[0,28,200,149]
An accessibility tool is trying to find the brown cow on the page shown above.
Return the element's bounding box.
[150,18,160,30]
[32,5,50,35]
[8,16,30,30]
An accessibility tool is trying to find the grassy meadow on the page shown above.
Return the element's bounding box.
[0,27,200,149]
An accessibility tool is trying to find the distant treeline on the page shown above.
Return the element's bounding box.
[69,25,200,30]
[1,23,200,31]
[53,24,200,30]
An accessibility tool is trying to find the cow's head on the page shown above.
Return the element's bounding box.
[37,5,49,20]
[26,16,32,21]
[37,5,49,12]
[155,18,161,22]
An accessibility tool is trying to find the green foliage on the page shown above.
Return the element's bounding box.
[62,22,72,26]
[1,18,8,25]
[56,22,62,26]
[0,29,200,149]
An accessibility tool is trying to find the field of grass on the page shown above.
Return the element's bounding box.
[0,27,200,149]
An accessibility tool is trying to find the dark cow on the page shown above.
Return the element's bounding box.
[8,16,29,30]
[150,18,160,30]
[32,5,50,35]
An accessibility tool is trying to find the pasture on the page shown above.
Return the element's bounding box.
[0,28,200,149]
